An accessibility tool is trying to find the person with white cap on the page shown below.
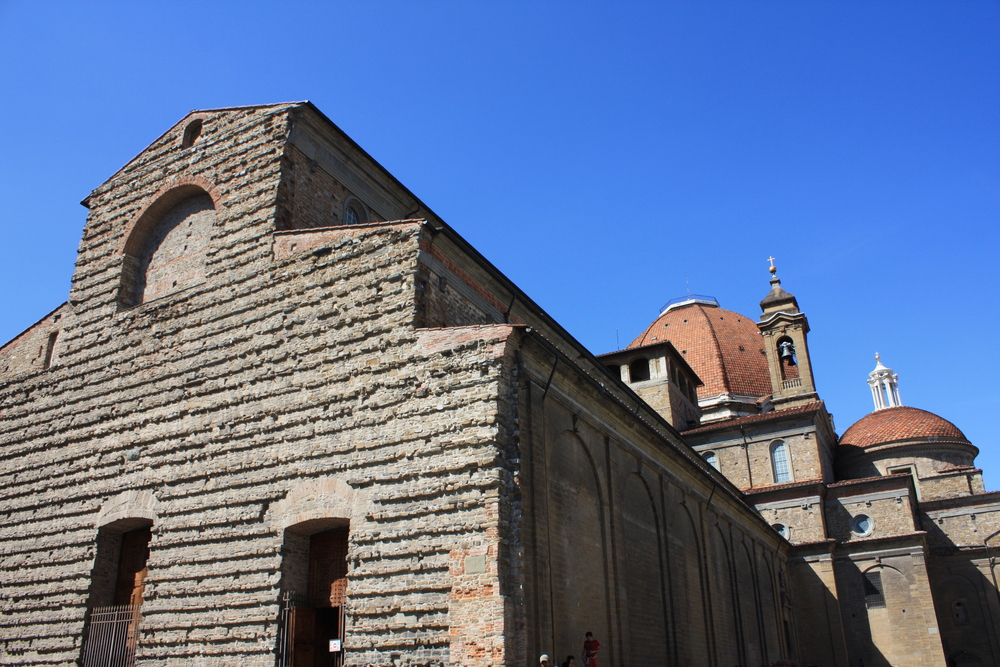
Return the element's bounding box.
[539,654,551,667]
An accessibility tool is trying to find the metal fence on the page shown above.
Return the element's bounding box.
[276,590,304,667]
[80,604,142,667]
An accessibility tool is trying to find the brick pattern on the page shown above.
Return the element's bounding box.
[835,549,946,667]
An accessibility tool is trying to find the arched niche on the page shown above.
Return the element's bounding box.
[619,471,668,666]
[118,181,220,307]
[547,430,610,660]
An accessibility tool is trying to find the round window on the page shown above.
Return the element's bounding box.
[771,523,789,539]
[852,514,874,536]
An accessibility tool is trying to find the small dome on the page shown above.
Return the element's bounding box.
[839,406,969,450]
[628,299,771,400]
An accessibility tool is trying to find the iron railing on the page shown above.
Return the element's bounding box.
[276,590,305,667]
[80,604,142,667]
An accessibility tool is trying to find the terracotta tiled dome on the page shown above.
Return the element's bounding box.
[628,302,771,400]
[838,406,969,450]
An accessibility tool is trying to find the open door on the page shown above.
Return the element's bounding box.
[287,530,349,667]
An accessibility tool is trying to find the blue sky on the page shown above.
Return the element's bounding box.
[1,1,998,485]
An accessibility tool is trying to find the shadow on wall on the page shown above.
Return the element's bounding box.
[925,526,1000,667]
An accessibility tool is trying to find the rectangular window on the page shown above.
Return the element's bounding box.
[864,570,886,609]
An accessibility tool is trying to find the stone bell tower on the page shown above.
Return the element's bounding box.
[758,259,819,408]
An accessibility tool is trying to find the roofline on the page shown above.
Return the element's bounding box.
[682,401,824,435]
[0,302,68,353]
[83,102,308,205]
[595,340,704,386]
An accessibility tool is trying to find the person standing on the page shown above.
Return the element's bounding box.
[582,632,600,667]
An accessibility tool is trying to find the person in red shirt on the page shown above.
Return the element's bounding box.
[583,632,600,667]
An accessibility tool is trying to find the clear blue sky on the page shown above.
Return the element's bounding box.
[2,2,998,485]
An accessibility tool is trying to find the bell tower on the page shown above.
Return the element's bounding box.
[757,259,819,408]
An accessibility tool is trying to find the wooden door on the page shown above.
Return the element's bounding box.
[114,527,151,606]
[308,531,349,608]
[307,531,349,667]
[290,607,316,667]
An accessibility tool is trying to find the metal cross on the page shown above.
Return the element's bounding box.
[767,256,776,269]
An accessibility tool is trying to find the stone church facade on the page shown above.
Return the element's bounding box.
[0,102,996,667]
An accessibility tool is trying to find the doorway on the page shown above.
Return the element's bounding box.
[284,529,349,667]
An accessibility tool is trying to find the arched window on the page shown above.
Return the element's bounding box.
[181,119,203,148]
[119,185,216,307]
[629,358,650,382]
[605,364,621,380]
[771,440,791,483]
[702,451,719,470]
[343,198,369,226]
[771,523,789,539]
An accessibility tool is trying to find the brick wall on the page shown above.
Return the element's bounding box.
[834,544,946,667]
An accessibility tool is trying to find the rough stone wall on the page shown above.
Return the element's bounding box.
[414,264,491,330]
[632,378,700,431]
[920,469,986,502]
[837,444,978,483]
[0,101,525,667]
[788,549,850,667]
[0,304,70,376]
[275,143,385,231]
[0,217,518,666]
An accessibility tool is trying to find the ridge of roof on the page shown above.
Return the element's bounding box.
[743,477,825,494]
[681,401,823,435]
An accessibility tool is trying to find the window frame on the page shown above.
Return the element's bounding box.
[770,440,792,483]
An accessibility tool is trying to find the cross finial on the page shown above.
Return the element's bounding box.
[875,352,880,362]
[767,256,777,275]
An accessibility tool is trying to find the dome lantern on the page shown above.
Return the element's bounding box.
[868,353,901,411]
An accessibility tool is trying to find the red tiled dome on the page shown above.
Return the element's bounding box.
[838,406,968,449]
[628,302,771,399]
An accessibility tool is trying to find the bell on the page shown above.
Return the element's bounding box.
[779,341,795,361]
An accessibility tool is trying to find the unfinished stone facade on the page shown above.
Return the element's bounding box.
[1,102,997,667]
[1,103,798,667]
